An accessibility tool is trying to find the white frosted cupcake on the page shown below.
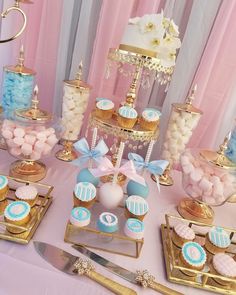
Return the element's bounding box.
[73,182,96,208]
[4,201,31,234]
[172,223,195,248]
[124,218,144,240]
[117,106,138,128]
[96,98,114,119]
[125,195,149,221]
[70,207,91,227]
[212,253,236,286]
[140,108,161,131]
[15,185,38,207]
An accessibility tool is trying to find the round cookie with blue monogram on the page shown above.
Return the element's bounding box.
[181,241,206,269]
[4,201,30,221]
[206,226,231,254]
[0,175,8,200]
[142,108,161,122]
[124,218,144,240]
[125,195,149,220]
[118,106,137,119]
[73,182,96,208]
[97,212,118,233]
[96,98,114,110]
[70,207,91,227]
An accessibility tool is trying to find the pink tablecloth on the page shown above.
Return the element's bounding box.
[0,149,236,295]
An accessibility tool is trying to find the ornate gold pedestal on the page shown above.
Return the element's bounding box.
[177,198,214,224]
[10,160,46,182]
[55,140,77,162]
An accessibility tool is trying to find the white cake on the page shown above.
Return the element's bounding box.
[120,12,181,67]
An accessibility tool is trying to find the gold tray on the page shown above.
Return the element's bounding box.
[64,201,144,258]
[89,111,159,142]
[161,214,236,294]
[0,175,53,244]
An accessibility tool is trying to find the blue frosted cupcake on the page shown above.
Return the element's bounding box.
[97,212,118,233]
[96,98,114,120]
[124,218,144,240]
[125,195,149,221]
[73,182,96,208]
[140,108,161,131]
[70,207,91,227]
[205,227,231,254]
[117,106,137,128]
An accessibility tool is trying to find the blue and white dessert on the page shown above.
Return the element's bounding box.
[0,175,8,199]
[97,212,118,233]
[181,242,206,270]
[225,128,236,163]
[118,106,138,119]
[127,180,149,198]
[70,207,91,227]
[96,98,114,110]
[206,226,231,254]
[77,168,99,187]
[73,182,96,208]
[125,195,149,220]
[142,108,161,122]
[124,218,144,240]
[4,201,30,221]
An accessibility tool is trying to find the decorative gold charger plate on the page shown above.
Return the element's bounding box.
[0,175,53,244]
[161,214,236,294]
[64,201,144,258]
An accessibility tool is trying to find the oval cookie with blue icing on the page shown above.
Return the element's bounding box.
[97,212,118,233]
[124,218,144,239]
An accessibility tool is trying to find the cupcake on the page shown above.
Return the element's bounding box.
[140,108,161,131]
[15,185,38,207]
[179,241,207,277]
[4,201,31,234]
[172,223,195,248]
[73,182,96,208]
[0,175,9,200]
[125,195,149,221]
[97,212,118,233]
[205,227,231,254]
[95,98,114,120]
[70,207,91,227]
[124,218,144,240]
[117,106,138,129]
[212,253,236,286]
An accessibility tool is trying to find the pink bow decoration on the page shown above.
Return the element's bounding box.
[89,157,145,186]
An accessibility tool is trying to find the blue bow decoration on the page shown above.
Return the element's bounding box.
[72,137,109,166]
[128,153,169,192]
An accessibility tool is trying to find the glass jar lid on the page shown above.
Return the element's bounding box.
[15,85,52,122]
[64,61,91,90]
[172,84,203,115]
[200,137,236,169]
[4,45,36,76]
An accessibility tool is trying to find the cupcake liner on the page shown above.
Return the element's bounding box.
[0,185,9,201]
[117,115,137,129]
[73,194,96,209]
[96,108,113,120]
[140,117,159,131]
[0,199,8,214]
[5,213,31,234]
[15,195,38,208]
[124,207,146,221]
[205,234,228,254]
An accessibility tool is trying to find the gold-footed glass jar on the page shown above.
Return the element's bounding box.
[1,85,63,182]
[179,140,236,224]
[56,62,92,162]
[162,85,202,168]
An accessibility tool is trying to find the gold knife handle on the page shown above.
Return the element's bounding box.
[86,270,137,295]
[150,281,183,295]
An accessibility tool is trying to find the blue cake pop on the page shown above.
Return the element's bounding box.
[127,179,149,198]
[225,129,236,163]
[77,168,99,187]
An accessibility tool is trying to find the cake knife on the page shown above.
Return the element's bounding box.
[73,245,183,295]
[34,241,137,295]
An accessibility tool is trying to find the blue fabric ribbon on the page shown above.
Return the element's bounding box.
[128,153,169,192]
[72,137,109,166]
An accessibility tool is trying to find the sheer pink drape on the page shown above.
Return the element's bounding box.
[190,0,236,148]
[10,0,63,112]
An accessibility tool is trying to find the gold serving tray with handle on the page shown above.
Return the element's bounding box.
[161,214,236,294]
[0,174,53,244]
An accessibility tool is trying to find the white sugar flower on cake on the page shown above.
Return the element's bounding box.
[120,12,181,67]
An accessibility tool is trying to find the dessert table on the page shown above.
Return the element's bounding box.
[0,149,235,295]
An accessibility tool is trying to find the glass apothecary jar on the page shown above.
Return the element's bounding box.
[56,62,92,161]
[2,46,36,119]
[179,140,236,224]
[1,86,64,182]
[162,85,202,168]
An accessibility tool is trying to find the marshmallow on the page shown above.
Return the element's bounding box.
[25,134,36,145]
[46,134,58,147]
[13,128,25,138]
[2,130,13,139]
[21,143,33,156]
[13,137,24,146]
[10,147,21,157]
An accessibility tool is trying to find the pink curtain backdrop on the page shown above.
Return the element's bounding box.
[10,0,63,112]
[85,0,163,134]
[189,0,236,149]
